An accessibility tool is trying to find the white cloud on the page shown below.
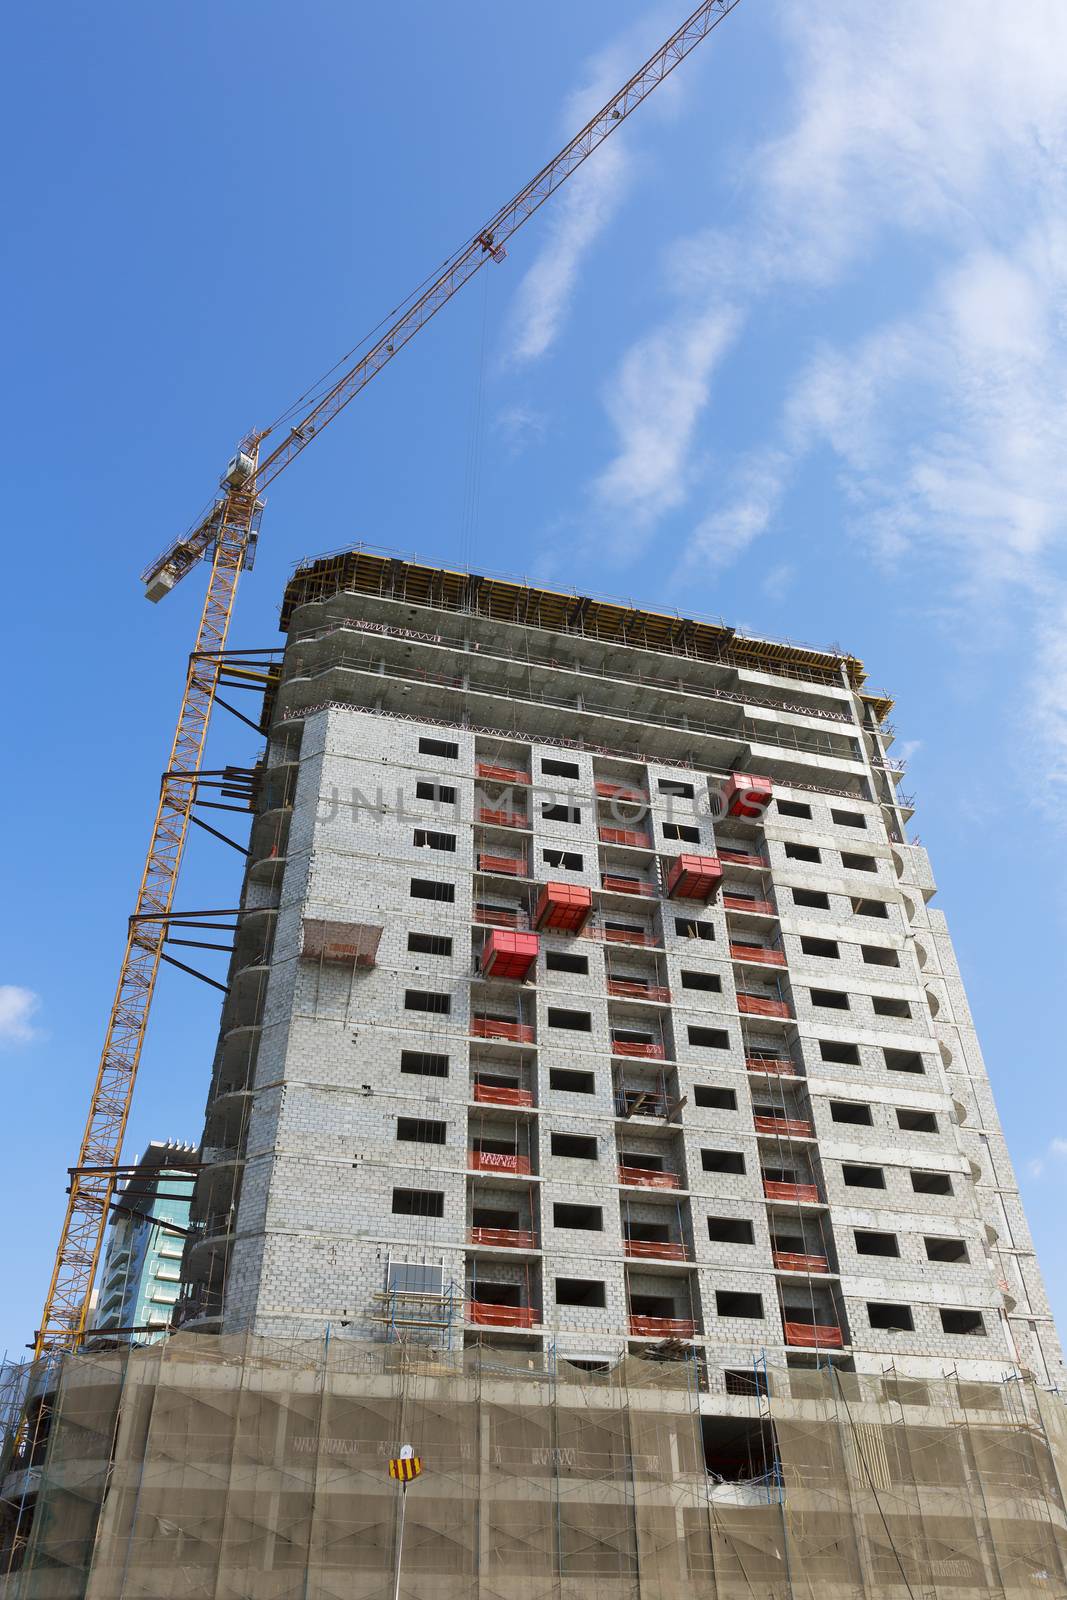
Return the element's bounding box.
[1030,597,1067,799]
[680,447,791,578]
[507,142,629,366]
[516,0,1067,758]
[1028,1138,1067,1180]
[644,2,1067,803]
[504,4,689,366]
[0,985,41,1046]
[672,0,1067,302]
[593,307,740,531]
[761,563,795,603]
[671,219,1067,592]
[765,232,1067,593]
[579,0,1067,568]
[495,403,548,456]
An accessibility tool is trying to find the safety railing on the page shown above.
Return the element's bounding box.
[783,1321,843,1348]
[602,875,656,896]
[469,1226,536,1250]
[201,1145,243,1168]
[730,942,786,966]
[719,848,769,868]
[763,1179,820,1203]
[187,1211,236,1243]
[212,1076,253,1100]
[754,1115,814,1139]
[618,1165,680,1190]
[599,827,651,848]
[477,853,526,876]
[291,631,859,737]
[173,1291,224,1328]
[470,1017,534,1043]
[773,1250,829,1274]
[468,1150,532,1175]
[737,994,792,1019]
[595,780,646,799]
[479,807,528,829]
[474,905,528,929]
[476,762,530,784]
[616,1094,672,1121]
[745,1056,797,1076]
[473,1082,534,1108]
[292,610,859,710]
[467,1301,538,1328]
[607,979,671,1002]
[624,1240,689,1262]
[628,1315,696,1338]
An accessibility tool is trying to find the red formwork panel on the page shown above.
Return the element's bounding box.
[533,881,592,932]
[481,929,540,981]
[665,854,723,901]
[723,772,773,818]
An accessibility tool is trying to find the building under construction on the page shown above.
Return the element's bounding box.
[9,0,1063,1587]
[4,550,1066,1597]
[177,551,1062,1384]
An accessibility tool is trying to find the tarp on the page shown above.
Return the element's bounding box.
[4,1336,1067,1600]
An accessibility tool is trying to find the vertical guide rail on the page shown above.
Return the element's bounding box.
[34,459,261,1357]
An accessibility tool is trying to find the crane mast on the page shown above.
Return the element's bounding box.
[36,0,743,1356]
[35,460,262,1354]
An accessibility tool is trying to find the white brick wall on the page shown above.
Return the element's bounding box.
[179,585,1063,1392]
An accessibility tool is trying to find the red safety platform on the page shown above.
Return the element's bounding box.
[665,854,723,901]
[533,882,592,932]
[722,772,773,817]
[481,929,539,981]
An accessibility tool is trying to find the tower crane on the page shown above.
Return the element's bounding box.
[34,0,744,1357]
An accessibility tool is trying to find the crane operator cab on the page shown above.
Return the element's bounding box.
[221,451,255,490]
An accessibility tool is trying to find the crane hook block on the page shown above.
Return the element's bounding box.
[478,233,507,264]
[221,451,255,490]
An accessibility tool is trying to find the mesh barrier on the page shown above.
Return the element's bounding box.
[8,1346,130,1599]
[3,1335,1067,1599]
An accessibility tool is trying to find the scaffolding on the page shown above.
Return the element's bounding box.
[2,1333,1067,1599]
[277,549,874,696]
[370,1281,464,1349]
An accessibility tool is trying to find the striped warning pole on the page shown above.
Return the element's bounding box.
[389,1445,423,1600]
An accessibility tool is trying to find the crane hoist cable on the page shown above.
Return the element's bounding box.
[34,0,745,1358]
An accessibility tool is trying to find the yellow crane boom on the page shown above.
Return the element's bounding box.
[36,0,744,1356]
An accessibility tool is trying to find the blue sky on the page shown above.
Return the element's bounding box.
[2,1,1066,1358]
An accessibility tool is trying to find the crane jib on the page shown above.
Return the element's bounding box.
[141,0,740,594]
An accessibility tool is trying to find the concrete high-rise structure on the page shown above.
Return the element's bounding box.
[6,548,1067,1600]
[94,1143,196,1342]
[179,549,1062,1390]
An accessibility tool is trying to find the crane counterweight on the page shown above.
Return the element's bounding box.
[145,567,179,603]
